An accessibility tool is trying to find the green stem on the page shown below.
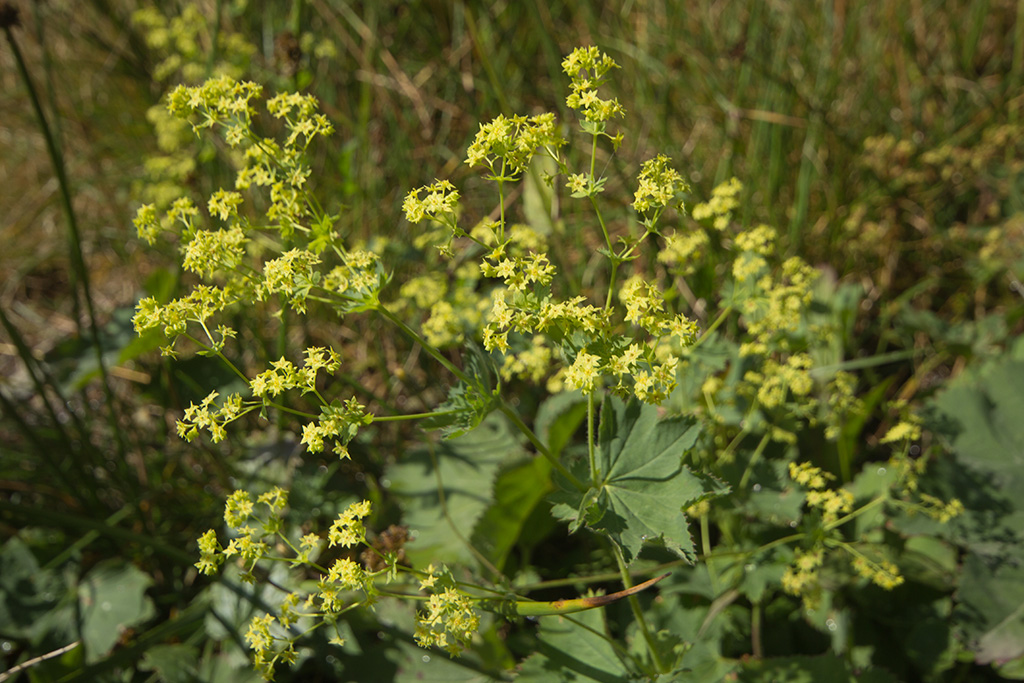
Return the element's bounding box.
[497,164,507,243]
[692,305,733,350]
[701,511,720,592]
[497,401,586,491]
[375,306,470,385]
[613,543,665,675]
[587,393,598,482]
[377,305,586,491]
[737,432,771,491]
[604,258,619,310]
[374,409,460,422]
[823,494,887,532]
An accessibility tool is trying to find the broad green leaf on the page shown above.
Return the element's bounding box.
[553,396,728,564]
[927,340,1024,664]
[388,414,525,566]
[736,653,899,682]
[0,537,69,641]
[470,455,553,572]
[139,644,199,683]
[516,609,629,682]
[78,560,156,662]
[534,390,588,458]
[932,347,1024,483]
[958,552,1024,665]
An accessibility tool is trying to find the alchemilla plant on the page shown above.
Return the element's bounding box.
[134,46,961,679]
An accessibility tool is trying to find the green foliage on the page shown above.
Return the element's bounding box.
[927,338,1024,673]
[3,1,1022,681]
[551,396,726,564]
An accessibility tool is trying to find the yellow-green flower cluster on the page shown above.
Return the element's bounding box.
[743,354,814,410]
[500,335,554,384]
[730,225,778,284]
[323,248,386,308]
[208,188,244,220]
[789,461,854,524]
[131,6,254,83]
[328,500,372,549]
[562,46,625,124]
[177,389,246,443]
[249,357,301,398]
[823,371,862,440]
[482,290,605,355]
[420,300,472,348]
[133,203,162,244]
[235,138,299,189]
[403,179,461,226]
[781,548,823,605]
[192,488,291,587]
[266,91,334,149]
[195,529,224,575]
[190,490,382,680]
[465,113,563,178]
[316,557,368,613]
[658,228,709,275]
[915,493,965,523]
[165,78,330,239]
[692,177,742,230]
[734,224,777,255]
[633,154,690,216]
[134,287,236,355]
[181,225,248,279]
[244,613,295,681]
[738,257,819,356]
[479,252,556,293]
[133,196,200,245]
[414,586,481,657]
[880,420,922,444]
[480,269,696,403]
[782,543,904,611]
[850,553,904,590]
[255,248,321,312]
[565,350,603,394]
[300,397,371,459]
[166,75,263,141]
[224,489,256,527]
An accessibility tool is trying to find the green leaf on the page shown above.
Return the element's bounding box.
[958,552,1024,665]
[553,396,728,564]
[926,340,1024,664]
[0,537,74,644]
[931,345,1024,483]
[736,653,895,682]
[78,560,156,662]
[534,391,588,459]
[388,414,525,566]
[470,455,553,572]
[516,609,629,682]
[421,344,499,439]
[139,644,199,683]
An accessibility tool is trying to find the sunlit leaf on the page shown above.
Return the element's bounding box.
[551,396,729,564]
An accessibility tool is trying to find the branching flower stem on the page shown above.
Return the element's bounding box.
[376,304,587,491]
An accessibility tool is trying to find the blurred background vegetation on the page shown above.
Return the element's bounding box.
[1,0,1022,680]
